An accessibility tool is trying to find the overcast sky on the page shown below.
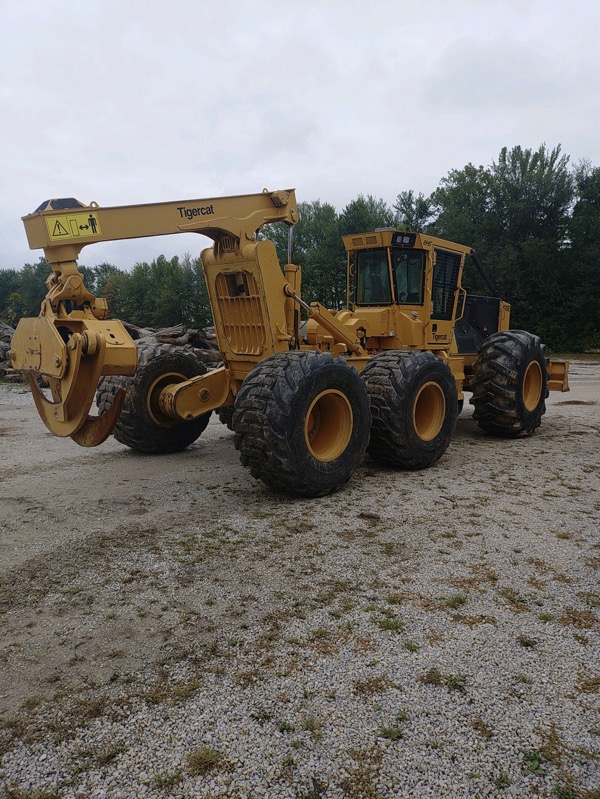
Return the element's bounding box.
[1,0,599,271]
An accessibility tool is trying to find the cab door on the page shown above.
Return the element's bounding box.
[426,249,462,347]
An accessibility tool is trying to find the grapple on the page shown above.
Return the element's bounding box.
[11,306,136,445]
[11,202,137,444]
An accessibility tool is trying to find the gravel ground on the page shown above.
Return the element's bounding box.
[0,360,598,799]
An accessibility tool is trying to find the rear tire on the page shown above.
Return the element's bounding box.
[97,344,211,454]
[470,330,548,437]
[217,406,234,430]
[361,350,458,469]
[233,351,371,497]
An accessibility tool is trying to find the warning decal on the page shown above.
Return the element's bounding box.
[46,212,102,241]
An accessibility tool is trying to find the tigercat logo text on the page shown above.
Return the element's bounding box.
[177,205,215,220]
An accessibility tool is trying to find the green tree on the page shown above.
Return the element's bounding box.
[78,264,97,295]
[268,195,398,309]
[491,144,573,243]
[93,263,129,320]
[266,200,346,307]
[429,144,577,345]
[0,269,21,325]
[394,190,434,231]
[294,200,345,307]
[338,194,397,236]
[487,145,574,340]
[17,257,50,317]
[428,163,497,294]
[119,260,153,326]
[115,254,212,329]
[94,262,122,296]
[151,255,187,327]
[565,163,600,348]
[187,254,213,328]
[430,164,493,251]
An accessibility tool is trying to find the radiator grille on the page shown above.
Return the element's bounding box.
[214,272,266,355]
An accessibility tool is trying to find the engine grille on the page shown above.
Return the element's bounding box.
[214,271,266,355]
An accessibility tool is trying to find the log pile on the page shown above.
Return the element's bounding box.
[121,322,222,368]
[0,323,16,381]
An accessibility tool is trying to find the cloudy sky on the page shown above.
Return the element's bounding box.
[1,0,599,270]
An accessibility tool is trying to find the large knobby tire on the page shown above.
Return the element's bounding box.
[96,342,190,414]
[470,330,548,437]
[217,406,234,430]
[232,351,371,497]
[96,374,131,416]
[361,350,458,469]
[97,344,211,454]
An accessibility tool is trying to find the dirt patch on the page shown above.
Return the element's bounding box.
[0,360,597,717]
[0,360,598,796]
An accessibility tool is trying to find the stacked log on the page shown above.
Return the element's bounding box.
[0,323,17,381]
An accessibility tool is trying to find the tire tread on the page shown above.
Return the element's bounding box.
[233,351,370,497]
[362,350,458,469]
[470,330,549,437]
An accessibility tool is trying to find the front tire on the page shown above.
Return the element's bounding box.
[470,330,548,437]
[98,346,211,454]
[361,350,458,469]
[233,351,371,497]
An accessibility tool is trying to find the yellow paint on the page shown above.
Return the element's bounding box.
[46,212,101,241]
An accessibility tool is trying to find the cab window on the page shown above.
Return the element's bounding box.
[355,249,392,305]
[432,250,461,319]
[392,250,425,304]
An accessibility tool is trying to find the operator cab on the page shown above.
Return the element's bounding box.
[343,229,473,350]
[353,231,426,307]
[346,230,467,321]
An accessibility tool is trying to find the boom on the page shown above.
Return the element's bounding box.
[11,190,300,445]
[24,190,298,266]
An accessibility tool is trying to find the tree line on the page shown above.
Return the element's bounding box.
[1,144,598,350]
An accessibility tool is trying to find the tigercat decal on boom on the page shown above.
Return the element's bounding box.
[177,205,215,219]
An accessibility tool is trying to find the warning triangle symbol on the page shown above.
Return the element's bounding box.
[52,220,69,237]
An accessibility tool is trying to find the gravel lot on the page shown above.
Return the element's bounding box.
[0,360,598,798]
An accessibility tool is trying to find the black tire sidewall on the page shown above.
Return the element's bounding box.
[217,406,234,430]
[471,330,548,437]
[363,351,458,469]
[285,360,370,492]
[96,375,131,415]
[233,351,371,497]
[514,343,548,426]
[399,359,458,459]
[117,352,211,453]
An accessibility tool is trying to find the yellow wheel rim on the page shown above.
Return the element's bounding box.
[146,371,186,427]
[304,390,353,462]
[523,360,543,412]
[413,381,446,441]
